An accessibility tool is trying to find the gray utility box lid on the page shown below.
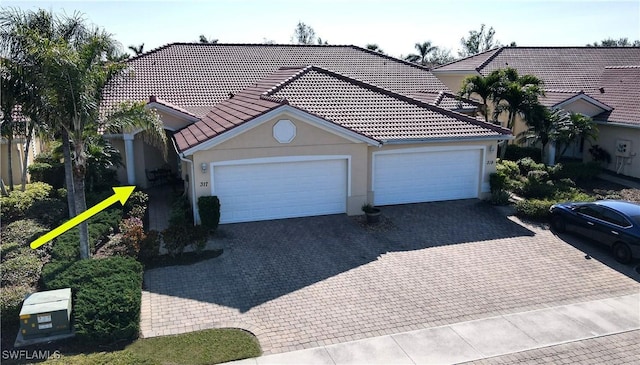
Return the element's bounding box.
[20,288,72,339]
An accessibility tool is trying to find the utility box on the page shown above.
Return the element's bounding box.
[616,139,632,157]
[19,288,72,339]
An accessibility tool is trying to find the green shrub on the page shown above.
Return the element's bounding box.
[515,199,555,220]
[124,191,149,220]
[496,159,520,179]
[0,182,54,222]
[553,161,602,181]
[44,257,143,344]
[489,172,508,193]
[1,285,32,325]
[1,219,48,245]
[162,225,209,256]
[198,196,221,232]
[519,177,556,199]
[1,250,42,287]
[168,197,192,227]
[27,161,65,189]
[517,157,546,176]
[26,197,68,226]
[504,145,542,162]
[138,230,161,262]
[490,190,511,205]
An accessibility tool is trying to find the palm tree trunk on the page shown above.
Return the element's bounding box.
[73,138,90,259]
[6,132,14,191]
[20,122,34,191]
[62,129,76,217]
[0,178,8,196]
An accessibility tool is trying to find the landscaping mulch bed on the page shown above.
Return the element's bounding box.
[577,178,640,202]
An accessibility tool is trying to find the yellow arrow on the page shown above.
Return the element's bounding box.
[30,186,136,249]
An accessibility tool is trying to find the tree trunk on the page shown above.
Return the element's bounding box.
[20,123,34,191]
[6,131,14,191]
[0,178,8,196]
[62,129,76,217]
[73,138,90,259]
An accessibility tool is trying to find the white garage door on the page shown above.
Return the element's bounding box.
[212,158,347,223]
[373,148,482,206]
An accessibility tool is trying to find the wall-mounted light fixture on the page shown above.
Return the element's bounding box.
[201,163,207,173]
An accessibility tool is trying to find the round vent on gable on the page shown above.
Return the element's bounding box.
[273,119,296,144]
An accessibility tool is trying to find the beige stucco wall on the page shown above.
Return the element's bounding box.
[191,111,370,222]
[433,72,474,94]
[366,140,498,202]
[1,138,40,186]
[588,124,640,178]
[155,110,194,131]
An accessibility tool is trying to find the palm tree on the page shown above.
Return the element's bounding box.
[490,68,544,131]
[10,9,167,259]
[128,42,144,56]
[405,41,437,66]
[459,73,500,123]
[198,35,218,44]
[555,112,598,159]
[518,105,566,163]
[365,43,384,54]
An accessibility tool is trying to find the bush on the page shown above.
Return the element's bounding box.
[162,225,209,256]
[1,250,42,287]
[1,219,48,246]
[124,191,149,220]
[198,196,221,232]
[553,161,602,181]
[489,172,508,193]
[504,145,542,162]
[519,177,556,199]
[26,197,68,227]
[1,285,32,325]
[490,190,511,205]
[138,230,161,262]
[120,217,146,256]
[168,196,192,227]
[0,182,54,222]
[44,257,143,344]
[515,199,555,220]
[496,159,520,179]
[517,157,546,176]
[27,161,65,189]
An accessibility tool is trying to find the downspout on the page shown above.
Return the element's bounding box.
[171,137,197,226]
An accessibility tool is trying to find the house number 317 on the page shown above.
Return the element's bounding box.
[486,160,494,165]
[200,182,208,187]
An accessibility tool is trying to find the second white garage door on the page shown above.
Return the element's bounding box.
[212,158,348,223]
[373,148,482,206]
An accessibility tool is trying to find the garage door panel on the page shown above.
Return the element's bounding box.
[374,149,481,206]
[213,159,347,223]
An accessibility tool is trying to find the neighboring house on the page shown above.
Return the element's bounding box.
[103,44,510,224]
[432,47,640,175]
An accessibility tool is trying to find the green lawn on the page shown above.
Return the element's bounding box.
[46,328,261,365]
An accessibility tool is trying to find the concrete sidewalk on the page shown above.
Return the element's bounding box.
[229,293,639,365]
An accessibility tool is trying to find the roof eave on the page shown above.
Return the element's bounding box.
[381,135,514,145]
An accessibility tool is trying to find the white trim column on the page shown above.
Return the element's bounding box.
[123,134,136,185]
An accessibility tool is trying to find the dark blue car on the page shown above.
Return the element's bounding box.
[549,200,640,263]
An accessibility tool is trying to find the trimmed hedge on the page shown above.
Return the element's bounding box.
[198,196,221,232]
[1,285,32,325]
[44,257,143,344]
[504,145,542,163]
[515,199,554,220]
[0,182,54,223]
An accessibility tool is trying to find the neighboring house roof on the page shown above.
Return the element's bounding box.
[173,66,511,152]
[539,90,612,110]
[103,43,449,118]
[592,66,640,124]
[435,47,640,125]
[408,91,481,110]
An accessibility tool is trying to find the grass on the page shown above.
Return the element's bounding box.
[45,328,261,365]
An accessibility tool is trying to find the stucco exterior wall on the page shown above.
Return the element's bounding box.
[590,124,640,178]
[191,112,370,221]
[366,140,498,202]
[155,110,194,131]
[433,73,473,94]
[1,138,39,186]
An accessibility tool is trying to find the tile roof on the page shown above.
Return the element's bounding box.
[435,47,640,125]
[593,66,640,124]
[103,43,449,118]
[173,66,510,152]
[408,91,481,110]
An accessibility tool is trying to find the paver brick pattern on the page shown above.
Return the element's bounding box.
[466,330,640,365]
[141,200,640,354]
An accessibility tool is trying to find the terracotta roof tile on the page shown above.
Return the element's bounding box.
[103,43,448,119]
[173,66,510,151]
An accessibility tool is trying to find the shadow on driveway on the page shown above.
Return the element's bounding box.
[551,230,640,283]
[144,200,536,312]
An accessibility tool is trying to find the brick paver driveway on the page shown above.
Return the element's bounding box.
[141,200,640,354]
